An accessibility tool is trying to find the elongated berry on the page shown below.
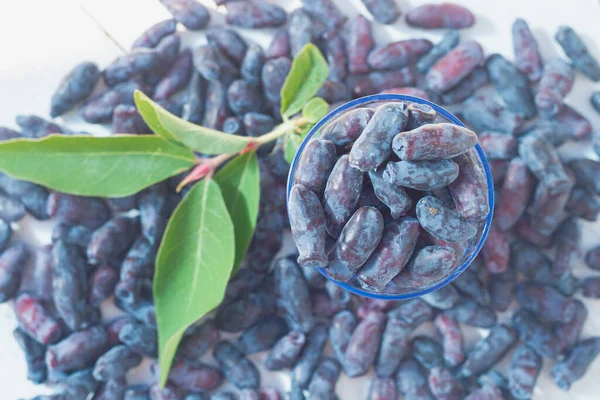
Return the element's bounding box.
[485,53,536,119]
[301,0,346,31]
[160,0,209,30]
[51,241,88,331]
[512,18,543,82]
[118,322,158,357]
[461,89,524,134]
[177,319,220,362]
[407,3,475,29]
[395,246,459,289]
[384,159,459,191]
[153,49,193,101]
[555,26,600,81]
[288,184,328,268]
[307,358,341,399]
[329,310,357,366]
[396,358,435,400]
[292,323,328,389]
[47,193,109,229]
[213,341,260,390]
[87,216,140,264]
[413,336,444,370]
[552,337,600,390]
[516,282,576,323]
[458,324,517,378]
[351,68,416,97]
[50,62,100,117]
[444,298,497,328]
[529,180,573,236]
[347,15,374,74]
[434,314,465,368]
[344,311,386,377]
[368,169,413,219]
[556,300,588,354]
[393,123,477,161]
[322,155,364,238]
[132,19,176,49]
[294,139,337,197]
[46,326,108,372]
[507,345,541,400]
[427,41,484,92]
[375,318,410,378]
[266,331,305,371]
[237,317,288,355]
[495,158,533,230]
[168,358,223,392]
[225,2,286,28]
[453,267,490,305]
[13,328,47,384]
[489,266,515,312]
[350,103,409,172]
[93,345,142,381]
[417,196,477,242]
[368,39,433,71]
[275,257,314,333]
[14,293,62,345]
[357,217,420,291]
[536,59,575,117]
[326,207,383,282]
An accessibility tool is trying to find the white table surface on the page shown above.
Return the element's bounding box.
[1,0,600,399]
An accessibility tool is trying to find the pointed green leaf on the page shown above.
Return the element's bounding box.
[0,135,195,197]
[280,43,329,119]
[214,152,260,274]
[134,90,179,142]
[284,131,305,164]
[302,97,329,123]
[154,179,235,386]
[135,91,251,155]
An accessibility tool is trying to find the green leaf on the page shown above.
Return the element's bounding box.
[284,130,305,164]
[302,97,329,123]
[0,135,195,197]
[134,90,179,142]
[214,152,260,274]
[135,91,251,155]
[280,43,329,119]
[154,179,235,387]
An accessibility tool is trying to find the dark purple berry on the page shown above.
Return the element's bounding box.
[458,324,517,378]
[160,0,210,30]
[225,2,287,28]
[407,3,475,29]
[344,311,386,377]
[214,341,260,390]
[46,326,108,372]
[350,102,408,172]
[555,26,600,81]
[50,61,101,117]
[551,337,600,390]
[291,323,328,389]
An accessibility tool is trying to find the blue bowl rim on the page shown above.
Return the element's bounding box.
[286,93,495,301]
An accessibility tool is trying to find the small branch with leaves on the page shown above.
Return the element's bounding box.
[0,43,330,385]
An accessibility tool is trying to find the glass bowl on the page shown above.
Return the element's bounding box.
[286,94,494,300]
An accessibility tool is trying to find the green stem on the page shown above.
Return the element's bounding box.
[252,116,309,146]
[253,120,295,145]
[185,116,309,188]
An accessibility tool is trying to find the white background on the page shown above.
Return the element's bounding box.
[0,0,600,399]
